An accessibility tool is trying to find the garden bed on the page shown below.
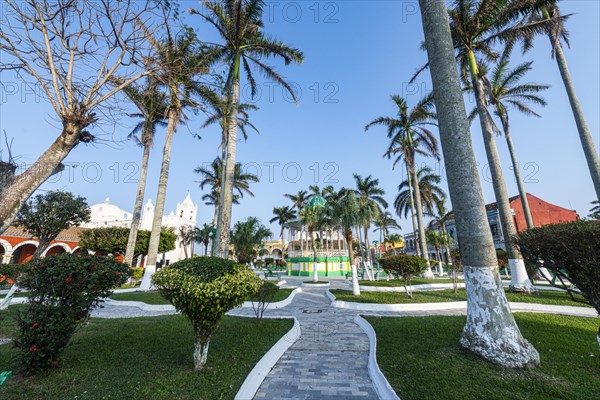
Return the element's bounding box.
[365,314,600,399]
[0,314,292,399]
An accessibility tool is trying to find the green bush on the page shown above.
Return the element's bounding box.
[250,281,280,321]
[152,257,261,370]
[0,264,26,280]
[129,267,144,286]
[379,255,428,298]
[15,254,128,372]
[515,221,600,313]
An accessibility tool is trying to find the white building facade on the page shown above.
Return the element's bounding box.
[83,194,198,266]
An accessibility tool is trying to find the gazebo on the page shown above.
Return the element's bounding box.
[284,195,351,277]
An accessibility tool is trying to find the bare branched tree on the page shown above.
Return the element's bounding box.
[0,0,156,234]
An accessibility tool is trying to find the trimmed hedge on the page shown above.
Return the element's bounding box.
[152,257,261,370]
[515,220,599,313]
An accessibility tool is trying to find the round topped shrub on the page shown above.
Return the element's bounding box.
[152,256,261,370]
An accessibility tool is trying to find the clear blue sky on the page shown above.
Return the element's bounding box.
[1,1,598,239]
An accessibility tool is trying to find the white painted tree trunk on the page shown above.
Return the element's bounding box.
[194,331,211,371]
[406,164,421,258]
[461,266,539,367]
[410,162,429,263]
[419,0,539,368]
[0,283,18,310]
[351,264,360,296]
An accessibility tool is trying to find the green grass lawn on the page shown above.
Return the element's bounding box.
[0,314,292,399]
[109,288,295,305]
[366,314,600,400]
[359,277,461,286]
[330,288,591,307]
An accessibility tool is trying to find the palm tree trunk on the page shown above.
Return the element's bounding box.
[310,228,318,282]
[411,161,432,278]
[542,9,600,201]
[406,163,421,257]
[441,223,452,267]
[0,124,81,235]
[215,77,240,258]
[363,225,374,280]
[503,127,535,229]
[124,138,152,266]
[468,53,533,293]
[344,229,360,296]
[140,108,178,291]
[419,0,539,368]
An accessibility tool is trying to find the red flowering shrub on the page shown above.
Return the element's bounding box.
[15,254,128,373]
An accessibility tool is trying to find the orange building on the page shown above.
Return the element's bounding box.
[0,226,85,264]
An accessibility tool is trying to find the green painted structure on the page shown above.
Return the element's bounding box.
[287,255,351,277]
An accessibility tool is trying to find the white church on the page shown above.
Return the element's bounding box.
[82,193,198,266]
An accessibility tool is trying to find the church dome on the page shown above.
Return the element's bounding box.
[88,198,132,224]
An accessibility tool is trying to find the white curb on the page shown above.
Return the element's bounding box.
[235,316,300,400]
[359,283,466,292]
[104,298,176,312]
[354,315,400,400]
[302,282,331,287]
[240,287,302,309]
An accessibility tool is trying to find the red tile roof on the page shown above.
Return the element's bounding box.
[2,226,87,242]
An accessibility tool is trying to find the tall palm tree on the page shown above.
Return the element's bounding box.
[284,190,310,210]
[178,225,195,259]
[119,78,168,267]
[332,190,361,295]
[197,0,304,258]
[194,223,213,256]
[441,0,556,292]
[140,26,211,291]
[522,4,600,201]
[270,206,297,259]
[395,166,445,218]
[231,217,272,264]
[373,211,400,254]
[418,0,538,367]
[201,86,259,163]
[195,158,259,226]
[299,201,326,282]
[365,94,439,265]
[427,199,453,268]
[353,174,387,270]
[385,233,403,255]
[426,229,451,276]
[469,60,549,229]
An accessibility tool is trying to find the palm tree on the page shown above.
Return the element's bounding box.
[285,190,311,211]
[469,60,549,229]
[201,86,259,163]
[197,0,304,258]
[194,223,213,256]
[395,166,445,218]
[270,206,297,259]
[523,4,600,201]
[140,26,211,291]
[365,94,439,265]
[385,233,403,255]
[178,225,195,259]
[299,200,326,282]
[418,0,538,367]
[332,190,361,295]
[373,211,400,255]
[426,229,451,276]
[441,0,555,293]
[195,158,259,226]
[588,200,600,220]
[427,199,453,268]
[353,174,387,270]
[231,217,272,264]
[119,78,168,267]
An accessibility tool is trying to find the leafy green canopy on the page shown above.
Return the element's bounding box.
[79,227,176,257]
[152,257,261,333]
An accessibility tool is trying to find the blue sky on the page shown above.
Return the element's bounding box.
[1,1,598,239]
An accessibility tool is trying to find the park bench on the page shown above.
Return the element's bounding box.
[264,269,281,280]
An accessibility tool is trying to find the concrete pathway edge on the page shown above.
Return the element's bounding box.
[235,316,301,400]
[354,315,401,400]
[328,291,598,318]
